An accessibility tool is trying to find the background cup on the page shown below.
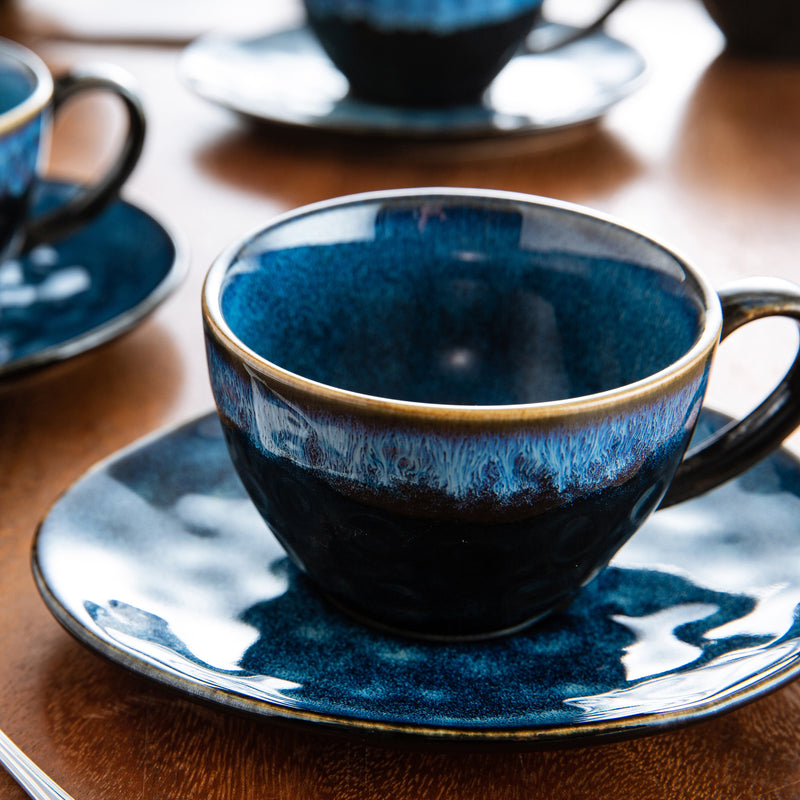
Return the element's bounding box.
[203,188,800,640]
[700,0,800,59]
[302,0,629,107]
[0,37,145,261]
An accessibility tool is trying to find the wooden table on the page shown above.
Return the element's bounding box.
[1,0,799,796]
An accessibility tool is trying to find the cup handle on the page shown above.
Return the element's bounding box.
[525,0,630,53]
[20,64,146,251]
[660,277,800,508]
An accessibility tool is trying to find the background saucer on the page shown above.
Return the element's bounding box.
[0,181,184,378]
[179,24,647,139]
[32,410,800,747]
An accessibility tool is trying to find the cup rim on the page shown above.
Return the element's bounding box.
[202,187,722,420]
[0,37,53,135]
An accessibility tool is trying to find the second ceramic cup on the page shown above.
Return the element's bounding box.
[302,0,629,106]
[0,37,145,260]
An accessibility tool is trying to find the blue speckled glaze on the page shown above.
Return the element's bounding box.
[208,340,705,509]
[303,0,543,32]
[31,410,800,744]
[0,52,43,257]
[0,180,181,376]
[205,192,717,638]
[0,115,41,196]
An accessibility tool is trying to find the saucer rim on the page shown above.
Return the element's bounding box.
[30,409,800,748]
[0,179,187,379]
[178,23,648,140]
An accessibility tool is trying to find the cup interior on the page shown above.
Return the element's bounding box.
[0,49,39,117]
[217,194,708,406]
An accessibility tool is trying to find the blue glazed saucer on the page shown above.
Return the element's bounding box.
[0,181,184,379]
[32,410,800,747]
[179,24,646,139]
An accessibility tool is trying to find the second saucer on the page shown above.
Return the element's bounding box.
[180,23,646,139]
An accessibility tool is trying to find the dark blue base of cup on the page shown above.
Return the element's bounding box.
[306,8,540,107]
[222,421,688,640]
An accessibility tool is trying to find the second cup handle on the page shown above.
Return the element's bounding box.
[661,277,800,507]
[21,64,146,251]
[526,0,630,53]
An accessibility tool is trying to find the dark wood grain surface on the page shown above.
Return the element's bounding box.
[1,0,800,797]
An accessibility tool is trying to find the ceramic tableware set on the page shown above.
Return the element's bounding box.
[0,39,184,377]
[11,0,800,753]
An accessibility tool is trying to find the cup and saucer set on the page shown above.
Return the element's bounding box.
[0,39,184,380]
[179,0,646,140]
[12,0,800,752]
[32,185,800,747]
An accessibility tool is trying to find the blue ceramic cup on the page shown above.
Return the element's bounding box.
[302,0,630,106]
[0,38,145,261]
[203,188,800,640]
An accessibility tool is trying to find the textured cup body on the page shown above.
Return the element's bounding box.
[207,335,709,638]
[203,191,721,639]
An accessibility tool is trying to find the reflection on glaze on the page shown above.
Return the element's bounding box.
[0,247,92,348]
[33,411,800,736]
[706,583,795,640]
[490,54,594,119]
[50,469,286,672]
[616,463,800,645]
[612,603,719,681]
[565,640,800,720]
[84,600,303,704]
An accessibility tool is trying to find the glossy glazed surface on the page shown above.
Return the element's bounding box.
[0,180,183,377]
[179,24,646,137]
[32,410,800,744]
